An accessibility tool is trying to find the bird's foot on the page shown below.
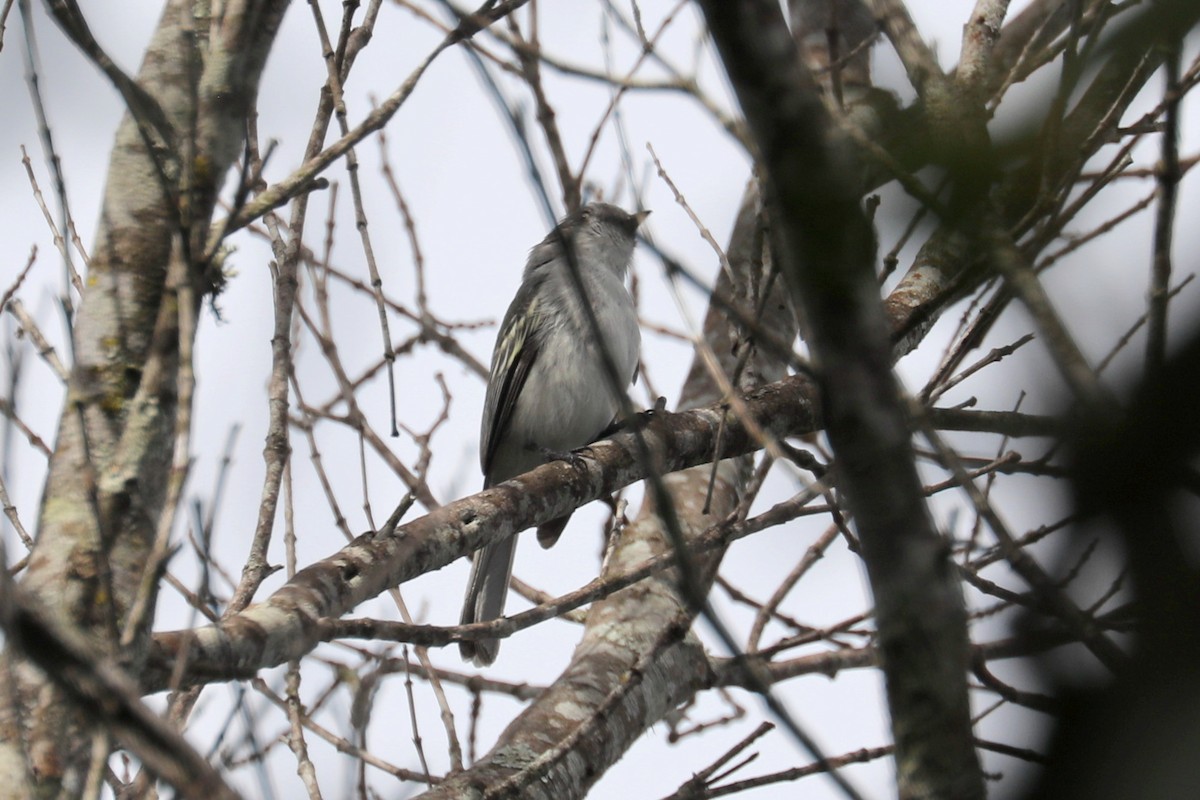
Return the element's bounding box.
[599,396,668,438]
[537,445,590,472]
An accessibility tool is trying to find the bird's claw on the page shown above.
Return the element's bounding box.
[538,446,590,472]
[599,396,668,438]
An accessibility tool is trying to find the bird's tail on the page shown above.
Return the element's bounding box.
[459,535,516,665]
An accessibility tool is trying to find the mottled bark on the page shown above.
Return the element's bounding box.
[0,1,288,794]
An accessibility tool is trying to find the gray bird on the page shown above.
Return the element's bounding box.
[460,203,648,665]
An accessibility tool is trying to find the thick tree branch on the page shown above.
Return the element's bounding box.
[696,2,984,798]
[149,352,818,690]
[0,555,240,800]
[1,0,290,790]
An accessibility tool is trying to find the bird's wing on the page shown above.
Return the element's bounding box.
[480,277,546,482]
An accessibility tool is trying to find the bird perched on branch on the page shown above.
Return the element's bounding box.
[460,203,648,665]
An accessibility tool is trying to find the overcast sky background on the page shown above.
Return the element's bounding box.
[2,2,1198,797]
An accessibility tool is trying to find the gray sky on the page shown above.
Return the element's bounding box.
[2,2,1198,797]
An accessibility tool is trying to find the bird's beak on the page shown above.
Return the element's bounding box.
[634,209,651,227]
